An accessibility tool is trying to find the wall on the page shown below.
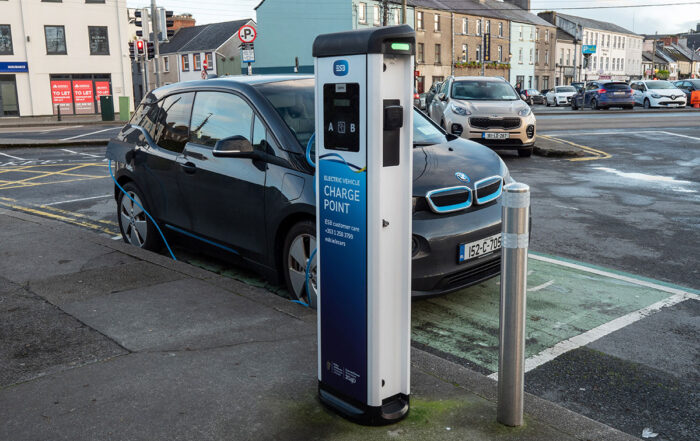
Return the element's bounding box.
[415,8,452,91]
[510,22,535,89]
[253,0,351,74]
[534,26,556,90]
[0,0,133,116]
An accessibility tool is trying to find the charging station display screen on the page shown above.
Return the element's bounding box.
[323,83,360,152]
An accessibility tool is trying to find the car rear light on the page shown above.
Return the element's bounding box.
[414,93,420,99]
[599,88,607,94]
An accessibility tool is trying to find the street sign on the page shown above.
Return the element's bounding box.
[582,45,596,54]
[238,25,257,44]
[242,49,255,63]
[483,33,491,61]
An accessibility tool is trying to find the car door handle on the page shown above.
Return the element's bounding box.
[180,161,196,174]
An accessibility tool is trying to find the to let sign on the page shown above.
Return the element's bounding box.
[73,80,95,114]
[51,80,73,115]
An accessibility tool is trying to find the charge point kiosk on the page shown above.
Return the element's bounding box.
[312,25,415,425]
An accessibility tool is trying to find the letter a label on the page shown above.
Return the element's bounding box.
[328,122,334,132]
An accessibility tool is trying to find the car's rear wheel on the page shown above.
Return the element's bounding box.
[644,98,651,109]
[518,147,533,158]
[283,221,317,308]
[117,182,161,251]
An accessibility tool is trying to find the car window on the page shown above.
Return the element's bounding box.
[451,80,519,100]
[413,109,445,145]
[646,81,674,89]
[154,92,194,153]
[557,86,576,93]
[604,82,630,91]
[130,101,160,140]
[189,91,253,149]
[586,83,598,91]
[440,81,450,95]
[252,115,276,152]
[256,79,315,148]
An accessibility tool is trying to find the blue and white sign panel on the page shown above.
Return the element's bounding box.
[0,62,28,73]
[582,45,596,55]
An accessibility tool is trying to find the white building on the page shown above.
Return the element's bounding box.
[0,0,134,117]
[539,12,643,82]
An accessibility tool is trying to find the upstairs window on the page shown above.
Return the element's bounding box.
[45,25,67,55]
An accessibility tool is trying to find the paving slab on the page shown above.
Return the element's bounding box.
[60,278,316,352]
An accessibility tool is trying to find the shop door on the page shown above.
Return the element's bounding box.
[0,75,19,116]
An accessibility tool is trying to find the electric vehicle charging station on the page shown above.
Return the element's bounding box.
[312,25,415,425]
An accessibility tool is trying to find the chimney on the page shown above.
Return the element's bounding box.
[697,22,700,33]
[503,0,531,11]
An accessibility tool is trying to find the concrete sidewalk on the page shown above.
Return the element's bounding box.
[0,209,636,441]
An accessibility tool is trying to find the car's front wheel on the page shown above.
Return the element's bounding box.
[591,99,599,110]
[283,220,317,308]
[644,98,651,109]
[117,182,161,251]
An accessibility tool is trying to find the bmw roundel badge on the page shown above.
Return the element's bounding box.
[455,172,470,183]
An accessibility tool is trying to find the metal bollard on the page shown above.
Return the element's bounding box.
[497,182,530,427]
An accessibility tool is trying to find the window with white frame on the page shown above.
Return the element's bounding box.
[486,20,490,35]
[560,48,564,65]
[461,43,467,62]
[535,48,539,64]
[498,45,502,61]
[535,28,539,41]
[529,48,533,64]
[475,45,481,61]
[545,30,549,42]
[545,49,549,65]
[498,22,503,37]
[163,56,169,72]
[373,5,380,25]
[434,14,440,32]
[417,11,423,30]
[462,18,467,34]
[476,19,481,36]
[566,49,570,65]
[519,25,523,40]
[358,2,366,23]
[518,47,523,63]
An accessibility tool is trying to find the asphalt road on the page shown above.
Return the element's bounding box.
[0,124,122,142]
[0,112,698,440]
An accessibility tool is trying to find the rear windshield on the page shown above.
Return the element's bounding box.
[646,81,675,89]
[256,79,446,148]
[556,86,576,93]
[604,82,630,90]
[451,80,519,100]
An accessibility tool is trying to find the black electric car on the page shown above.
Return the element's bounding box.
[109,75,513,305]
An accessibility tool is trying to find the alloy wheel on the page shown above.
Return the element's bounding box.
[287,233,317,305]
[120,192,148,247]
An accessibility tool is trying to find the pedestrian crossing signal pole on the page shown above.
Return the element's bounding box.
[151,0,161,88]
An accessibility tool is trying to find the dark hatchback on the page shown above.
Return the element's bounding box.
[571,81,634,110]
[109,75,513,305]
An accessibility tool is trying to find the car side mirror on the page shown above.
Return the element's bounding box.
[437,93,447,101]
[212,135,256,158]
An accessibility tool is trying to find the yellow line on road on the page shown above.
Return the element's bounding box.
[39,204,118,226]
[0,164,96,189]
[0,176,109,191]
[0,200,118,235]
[540,135,612,161]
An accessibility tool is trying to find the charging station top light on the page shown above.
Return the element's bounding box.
[391,42,410,51]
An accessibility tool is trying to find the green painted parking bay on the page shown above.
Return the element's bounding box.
[184,249,698,375]
[412,253,699,375]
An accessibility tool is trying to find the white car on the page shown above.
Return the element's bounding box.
[545,86,577,107]
[630,80,687,108]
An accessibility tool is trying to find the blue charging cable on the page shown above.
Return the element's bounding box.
[108,159,177,261]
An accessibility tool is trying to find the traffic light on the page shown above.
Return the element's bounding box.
[147,41,155,60]
[136,39,145,57]
[134,8,150,38]
[128,41,135,61]
[165,10,175,39]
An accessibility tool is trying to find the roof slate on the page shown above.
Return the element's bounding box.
[410,0,554,27]
[159,19,252,54]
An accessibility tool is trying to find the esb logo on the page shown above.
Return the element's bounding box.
[333,60,349,76]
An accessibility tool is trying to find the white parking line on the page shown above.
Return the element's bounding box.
[41,126,82,134]
[540,130,700,141]
[60,127,120,141]
[527,280,554,292]
[44,194,112,206]
[487,254,699,380]
[61,148,102,158]
[0,151,26,160]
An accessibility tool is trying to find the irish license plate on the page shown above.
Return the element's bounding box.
[459,234,502,262]
[483,132,510,140]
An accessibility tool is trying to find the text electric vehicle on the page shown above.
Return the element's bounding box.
[110,75,514,305]
[428,76,536,157]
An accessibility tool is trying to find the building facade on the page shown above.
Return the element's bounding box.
[510,22,535,90]
[254,0,414,74]
[0,0,133,117]
[540,12,642,83]
[554,29,577,86]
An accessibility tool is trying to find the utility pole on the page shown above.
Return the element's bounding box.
[151,0,161,88]
[402,0,407,24]
[481,33,485,77]
[140,56,148,99]
[382,0,388,26]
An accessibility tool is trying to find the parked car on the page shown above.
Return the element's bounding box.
[673,79,700,105]
[429,76,536,157]
[109,75,515,306]
[425,81,442,110]
[414,88,427,110]
[571,82,585,93]
[545,86,577,107]
[630,80,687,108]
[571,81,634,110]
[520,89,544,105]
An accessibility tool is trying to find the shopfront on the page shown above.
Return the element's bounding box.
[0,62,26,117]
[49,74,112,115]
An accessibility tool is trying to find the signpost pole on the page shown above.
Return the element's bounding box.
[141,55,148,97]
[481,34,485,77]
[151,0,161,88]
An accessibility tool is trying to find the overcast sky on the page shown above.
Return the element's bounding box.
[126,0,700,36]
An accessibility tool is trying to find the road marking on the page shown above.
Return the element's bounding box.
[541,130,700,142]
[44,194,112,206]
[527,280,554,292]
[0,176,109,191]
[539,134,611,161]
[488,292,699,380]
[112,235,122,240]
[61,148,102,158]
[60,127,120,141]
[40,126,82,134]
[61,149,78,154]
[0,152,26,161]
[554,204,579,211]
[0,199,118,235]
[655,130,700,141]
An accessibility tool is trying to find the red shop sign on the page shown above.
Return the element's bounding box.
[73,80,95,114]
